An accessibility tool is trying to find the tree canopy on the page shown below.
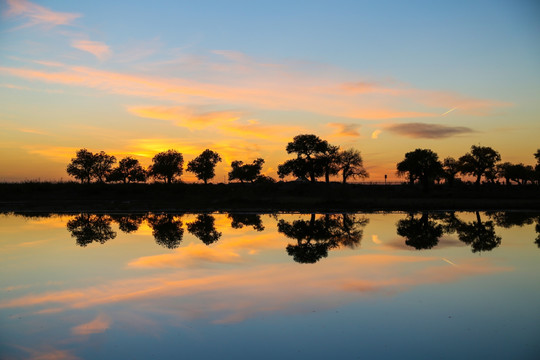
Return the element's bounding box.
[338,149,369,184]
[187,149,222,184]
[148,149,184,183]
[107,157,146,183]
[66,149,116,183]
[280,134,331,182]
[396,148,442,190]
[458,145,501,185]
[228,158,265,183]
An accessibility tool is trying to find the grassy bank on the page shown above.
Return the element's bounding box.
[0,182,538,213]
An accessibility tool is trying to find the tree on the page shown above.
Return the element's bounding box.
[338,149,369,184]
[228,213,265,231]
[458,145,501,185]
[187,214,222,245]
[66,214,117,247]
[228,158,264,183]
[535,149,540,185]
[66,149,97,183]
[147,214,184,249]
[187,149,222,184]
[92,151,116,182]
[456,211,501,253]
[148,149,184,183]
[280,134,331,182]
[497,162,514,185]
[111,214,145,233]
[66,149,116,183]
[107,157,146,183]
[396,149,443,190]
[316,145,340,183]
[442,157,460,186]
[396,213,443,250]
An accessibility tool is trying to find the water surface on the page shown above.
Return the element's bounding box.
[1,212,539,359]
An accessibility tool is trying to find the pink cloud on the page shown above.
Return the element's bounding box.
[71,40,111,60]
[3,0,81,29]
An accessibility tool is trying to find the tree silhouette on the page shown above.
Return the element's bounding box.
[488,212,535,228]
[333,214,369,248]
[147,213,184,248]
[187,214,222,245]
[67,149,115,183]
[277,214,367,263]
[442,157,460,186]
[459,145,501,185]
[278,214,337,263]
[316,144,340,183]
[107,157,146,183]
[187,149,222,184]
[396,213,443,250]
[66,214,117,247]
[535,220,540,248]
[456,211,501,253]
[228,158,264,183]
[396,149,443,190]
[228,213,265,231]
[277,158,312,181]
[111,214,145,233]
[148,150,184,183]
[338,149,369,184]
[279,134,331,182]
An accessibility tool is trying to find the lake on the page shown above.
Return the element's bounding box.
[1,212,539,359]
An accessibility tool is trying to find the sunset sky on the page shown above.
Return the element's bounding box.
[1,0,539,182]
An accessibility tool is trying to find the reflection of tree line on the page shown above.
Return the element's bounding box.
[61,212,540,261]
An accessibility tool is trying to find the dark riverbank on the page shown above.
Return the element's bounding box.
[0,182,539,213]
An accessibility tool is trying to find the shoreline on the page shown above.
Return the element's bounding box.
[1,182,539,213]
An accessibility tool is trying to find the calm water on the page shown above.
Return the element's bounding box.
[1,212,539,359]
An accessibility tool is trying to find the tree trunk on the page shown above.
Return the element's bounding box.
[325,171,330,183]
[342,172,347,184]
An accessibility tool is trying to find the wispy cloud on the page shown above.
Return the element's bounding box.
[3,0,81,29]
[128,105,303,141]
[386,122,476,139]
[327,123,361,137]
[71,314,110,335]
[71,40,111,60]
[0,54,509,121]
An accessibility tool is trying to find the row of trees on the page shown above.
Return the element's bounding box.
[62,211,540,262]
[66,135,538,186]
[66,134,369,184]
[397,146,540,189]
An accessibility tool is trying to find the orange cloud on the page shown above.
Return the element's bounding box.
[0,56,508,121]
[327,123,361,137]
[71,314,110,335]
[3,0,81,29]
[71,40,111,60]
[129,243,242,268]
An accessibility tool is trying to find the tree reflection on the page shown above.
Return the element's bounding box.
[187,214,222,245]
[228,213,265,231]
[396,213,443,250]
[147,214,184,249]
[535,220,540,248]
[488,212,535,228]
[110,214,145,233]
[66,214,117,247]
[456,211,501,253]
[278,214,368,263]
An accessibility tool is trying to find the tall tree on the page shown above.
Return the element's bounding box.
[338,149,369,184]
[148,149,184,183]
[187,149,222,184]
[92,151,116,182]
[396,149,443,190]
[67,149,96,183]
[107,157,146,183]
[316,145,340,183]
[228,158,265,183]
[442,157,460,186]
[280,134,331,182]
[187,214,222,245]
[147,214,184,249]
[458,145,501,185]
[396,213,443,250]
